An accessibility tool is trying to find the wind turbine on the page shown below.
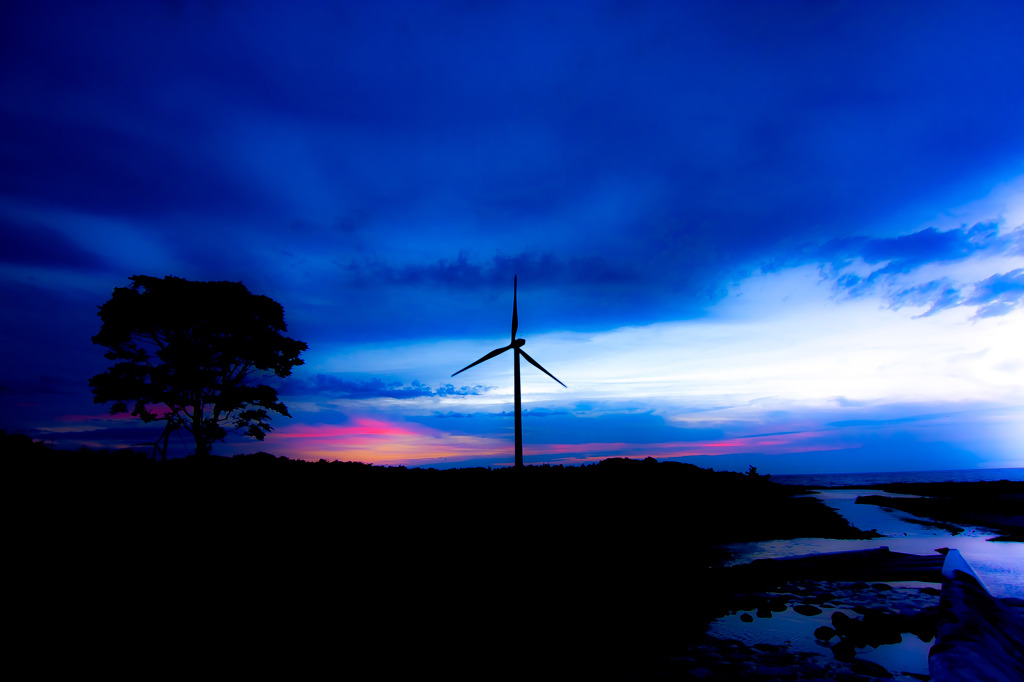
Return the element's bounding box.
[452,276,566,468]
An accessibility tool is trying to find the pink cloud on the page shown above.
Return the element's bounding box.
[271,416,512,466]
[275,417,429,440]
[250,418,848,468]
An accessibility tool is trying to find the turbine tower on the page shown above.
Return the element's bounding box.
[452,276,566,468]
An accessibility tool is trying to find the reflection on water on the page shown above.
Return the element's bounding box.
[724,489,1024,599]
[711,603,934,678]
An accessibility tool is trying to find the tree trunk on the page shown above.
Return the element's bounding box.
[192,405,209,456]
[154,419,171,461]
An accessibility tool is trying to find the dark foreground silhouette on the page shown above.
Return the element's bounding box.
[89,275,308,458]
[11,436,876,680]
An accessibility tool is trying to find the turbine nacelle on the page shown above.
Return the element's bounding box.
[513,338,525,348]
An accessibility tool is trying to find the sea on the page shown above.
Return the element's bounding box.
[770,466,1024,488]
[708,466,1023,677]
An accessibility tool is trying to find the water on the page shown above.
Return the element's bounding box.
[728,475,1024,599]
[707,468,1023,677]
[709,587,938,678]
[771,466,1024,489]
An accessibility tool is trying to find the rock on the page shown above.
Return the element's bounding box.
[794,603,823,616]
[752,665,798,680]
[930,559,1024,682]
[833,672,872,682]
[740,612,754,623]
[797,661,829,678]
[756,607,773,619]
[872,583,893,591]
[753,643,783,653]
[831,639,856,662]
[908,607,937,642]
[851,657,893,678]
[861,610,904,646]
[832,611,853,629]
[814,625,837,641]
[829,610,883,646]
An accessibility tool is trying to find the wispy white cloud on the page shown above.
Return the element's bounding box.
[284,250,1024,469]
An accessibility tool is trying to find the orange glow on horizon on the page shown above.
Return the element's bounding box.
[46,407,854,468]
[275,417,426,440]
[273,417,515,466]
[268,416,848,467]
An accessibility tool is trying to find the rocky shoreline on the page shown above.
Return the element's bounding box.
[666,578,941,681]
[638,537,1022,680]
[638,549,947,681]
[929,553,1024,682]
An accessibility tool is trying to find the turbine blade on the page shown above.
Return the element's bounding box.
[519,349,566,387]
[511,275,518,342]
[452,344,513,377]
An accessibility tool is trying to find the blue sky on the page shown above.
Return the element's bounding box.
[2,1,1022,472]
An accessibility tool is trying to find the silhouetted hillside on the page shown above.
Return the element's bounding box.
[9,433,873,680]
[11,436,871,550]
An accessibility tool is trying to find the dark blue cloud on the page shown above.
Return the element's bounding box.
[862,226,989,271]
[432,408,571,419]
[344,251,637,290]
[817,222,1006,276]
[278,374,490,400]
[0,108,269,221]
[965,269,1024,318]
[827,413,954,429]
[0,279,107,378]
[889,279,963,318]
[0,216,109,269]
[3,1,1022,300]
[409,410,724,445]
[782,222,1024,318]
[0,374,82,397]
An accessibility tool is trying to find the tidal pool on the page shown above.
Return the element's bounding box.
[708,582,936,678]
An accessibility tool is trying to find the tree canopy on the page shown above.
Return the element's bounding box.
[89,275,307,457]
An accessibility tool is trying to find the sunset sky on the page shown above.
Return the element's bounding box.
[2,1,1022,473]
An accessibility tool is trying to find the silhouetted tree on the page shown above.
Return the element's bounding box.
[89,275,307,458]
